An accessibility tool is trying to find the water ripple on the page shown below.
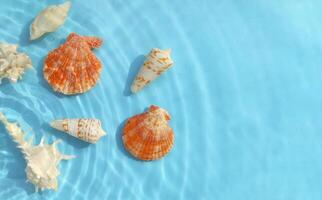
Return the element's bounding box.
[3,0,318,199]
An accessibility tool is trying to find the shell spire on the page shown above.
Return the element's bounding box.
[43,33,103,95]
[0,112,74,192]
[131,48,173,93]
[30,1,71,40]
[0,113,30,154]
[122,105,174,161]
[50,118,106,144]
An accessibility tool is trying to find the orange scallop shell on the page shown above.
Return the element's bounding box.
[122,105,174,161]
[43,33,103,95]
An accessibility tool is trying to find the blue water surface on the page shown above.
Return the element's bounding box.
[1,0,322,199]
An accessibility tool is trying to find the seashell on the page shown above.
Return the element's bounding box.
[30,1,71,40]
[50,118,106,144]
[43,33,103,95]
[122,105,174,161]
[131,48,173,93]
[0,42,32,83]
[0,112,74,192]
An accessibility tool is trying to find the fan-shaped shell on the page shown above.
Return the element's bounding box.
[50,118,106,144]
[43,33,103,95]
[122,105,174,161]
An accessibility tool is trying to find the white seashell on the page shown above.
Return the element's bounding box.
[0,112,74,192]
[50,118,106,144]
[0,42,32,83]
[131,48,173,93]
[30,1,71,40]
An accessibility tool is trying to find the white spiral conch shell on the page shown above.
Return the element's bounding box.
[0,42,32,83]
[131,48,173,93]
[0,112,74,192]
[30,1,71,40]
[50,119,106,144]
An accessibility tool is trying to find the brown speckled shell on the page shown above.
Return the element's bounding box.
[43,33,102,95]
[122,105,174,161]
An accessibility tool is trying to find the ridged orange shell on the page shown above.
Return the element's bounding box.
[43,33,103,95]
[122,105,174,161]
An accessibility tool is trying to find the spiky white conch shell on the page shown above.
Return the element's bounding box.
[0,42,32,83]
[131,48,173,93]
[30,1,71,40]
[50,118,106,144]
[0,112,74,192]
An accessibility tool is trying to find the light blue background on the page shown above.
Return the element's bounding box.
[1,0,322,199]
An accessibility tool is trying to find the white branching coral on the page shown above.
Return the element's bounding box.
[0,42,32,83]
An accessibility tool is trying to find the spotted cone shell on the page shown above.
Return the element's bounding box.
[122,105,174,161]
[50,118,106,144]
[43,33,103,95]
[131,48,173,93]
